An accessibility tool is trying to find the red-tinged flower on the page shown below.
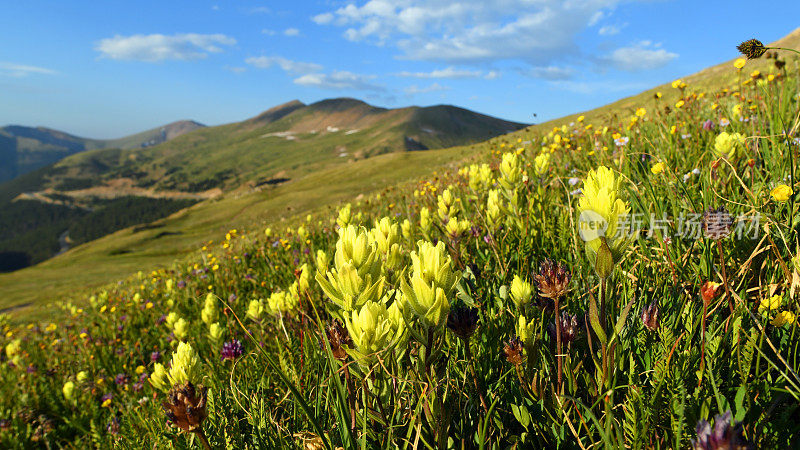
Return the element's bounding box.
[163,382,208,432]
[641,300,660,332]
[692,410,752,449]
[503,337,524,366]
[323,321,352,362]
[701,281,722,304]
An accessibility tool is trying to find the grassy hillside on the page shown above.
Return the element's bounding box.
[0,121,205,183]
[22,98,525,194]
[533,27,800,129]
[0,99,525,280]
[1,33,799,448]
[0,144,476,316]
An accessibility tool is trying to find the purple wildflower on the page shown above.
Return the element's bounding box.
[114,373,128,386]
[221,340,244,361]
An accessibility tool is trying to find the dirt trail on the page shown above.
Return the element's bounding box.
[14,177,222,204]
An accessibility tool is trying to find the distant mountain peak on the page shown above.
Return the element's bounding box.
[249,100,306,124]
[308,97,381,113]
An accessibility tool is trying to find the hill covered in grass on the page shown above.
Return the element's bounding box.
[0,99,525,277]
[0,121,205,184]
[14,98,526,195]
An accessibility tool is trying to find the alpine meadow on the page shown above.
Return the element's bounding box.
[4,5,800,450]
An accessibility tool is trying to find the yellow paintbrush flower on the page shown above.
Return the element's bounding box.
[534,152,551,176]
[577,166,631,267]
[516,315,536,343]
[713,132,745,159]
[400,241,459,329]
[510,275,533,308]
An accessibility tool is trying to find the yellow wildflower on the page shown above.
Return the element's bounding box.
[771,185,793,202]
[759,295,782,314]
[771,311,796,327]
[651,162,666,175]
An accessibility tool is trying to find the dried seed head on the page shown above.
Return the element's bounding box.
[446,305,479,340]
[737,39,767,60]
[535,259,571,301]
[641,300,660,332]
[702,207,733,240]
[162,382,208,432]
[503,337,524,366]
[692,410,752,450]
[548,313,579,344]
[324,320,352,361]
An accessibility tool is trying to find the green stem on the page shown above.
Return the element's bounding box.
[192,428,212,450]
[768,46,800,57]
[464,339,489,414]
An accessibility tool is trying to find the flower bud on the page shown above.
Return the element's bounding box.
[510,275,533,308]
[700,281,722,304]
[62,381,76,402]
[208,323,224,342]
[516,315,535,343]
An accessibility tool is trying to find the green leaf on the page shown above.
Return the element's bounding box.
[613,300,635,339]
[595,238,614,279]
[589,294,607,345]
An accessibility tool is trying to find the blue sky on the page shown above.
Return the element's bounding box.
[1,0,798,138]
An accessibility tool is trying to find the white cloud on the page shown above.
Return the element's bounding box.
[95,33,236,62]
[404,83,449,94]
[525,66,574,80]
[607,41,678,71]
[395,66,484,79]
[262,29,277,36]
[293,70,384,91]
[312,12,335,24]
[0,62,57,77]
[224,66,247,74]
[245,56,322,74]
[598,25,621,36]
[313,0,631,65]
[284,28,301,37]
[249,6,271,14]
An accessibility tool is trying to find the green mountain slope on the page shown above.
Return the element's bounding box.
[0,120,205,183]
[24,98,525,194]
[0,98,525,287]
[532,27,800,129]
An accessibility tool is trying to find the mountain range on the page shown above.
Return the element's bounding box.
[0,99,526,275]
[0,120,205,184]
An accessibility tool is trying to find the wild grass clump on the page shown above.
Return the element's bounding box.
[2,40,800,448]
